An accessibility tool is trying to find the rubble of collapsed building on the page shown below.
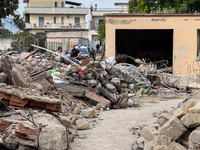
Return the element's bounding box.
[1,48,200,150]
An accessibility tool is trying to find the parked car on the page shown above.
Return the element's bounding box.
[66,45,95,60]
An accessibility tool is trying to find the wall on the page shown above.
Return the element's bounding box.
[28,0,65,7]
[30,14,85,27]
[0,38,12,50]
[105,15,200,76]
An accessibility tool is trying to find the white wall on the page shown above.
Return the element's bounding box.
[0,38,12,50]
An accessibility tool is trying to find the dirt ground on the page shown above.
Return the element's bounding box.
[70,97,183,150]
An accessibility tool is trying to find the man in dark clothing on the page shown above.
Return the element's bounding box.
[96,43,100,53]
[71,44,82,59]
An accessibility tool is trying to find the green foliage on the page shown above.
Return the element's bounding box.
[0,0,25,30]
[96,20,105,44]
[0,29,12,38]
[128,0,199,13]
[128,0,152,13]
[11,31,34,52]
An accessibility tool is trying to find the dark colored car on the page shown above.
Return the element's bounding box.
[66,46,95,60]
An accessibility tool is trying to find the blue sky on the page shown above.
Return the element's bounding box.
[3,0,128,33]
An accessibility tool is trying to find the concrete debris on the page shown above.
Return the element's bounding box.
[1,48,200,150]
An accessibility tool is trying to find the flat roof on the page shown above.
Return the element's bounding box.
[65,1,82,6]
[104,13,200,17]
[114,3,128,6]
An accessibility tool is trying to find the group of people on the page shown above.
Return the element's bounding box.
[57,44,82,59]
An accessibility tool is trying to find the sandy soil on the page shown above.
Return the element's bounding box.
[70,98,183,150]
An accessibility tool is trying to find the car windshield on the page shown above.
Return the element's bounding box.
[68,48,88,54]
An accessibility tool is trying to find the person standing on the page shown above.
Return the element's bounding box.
[70,44,82,59]
[96,43,100,53]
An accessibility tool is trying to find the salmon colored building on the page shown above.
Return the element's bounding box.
[104,13,200,76]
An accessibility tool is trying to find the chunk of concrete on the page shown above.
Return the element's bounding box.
[60,116,71,128]
[169,142,187,150]
[140,126,157,141]
[189,130,200,145]
[0,72,7,83]
[159,116,187,141]
[81,108,95,118]
[76,119,90,130]
[144,142,154,150]
[73,107,80,115]
[180,114,200,128]
[128,84,135,90]
[152,135,172,146]
[68,125,77,135]
[154,145,170,150]
[106,83,116,93]
[136,137,145,149]
[190,102,200,113]
[157,113,173,127]
[173,106,188,118]
[39,125,68,150]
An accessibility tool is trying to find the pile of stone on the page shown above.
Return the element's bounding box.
[132,99,200,150]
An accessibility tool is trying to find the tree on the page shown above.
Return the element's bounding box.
[0,29,12,38]
[128,0,200,13]
[11,31,34,52]
[96,20,105,45]
[0,0,25,30]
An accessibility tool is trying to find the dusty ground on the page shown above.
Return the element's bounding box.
[70,97,183,150]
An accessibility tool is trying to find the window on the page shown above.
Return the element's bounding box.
[55,1,57,7]
[61,2,64,7]
[39,17,44,27]
[75,17,80,26]
[54,17,56,23]
[61,17,64,25]
[99,19,104,24]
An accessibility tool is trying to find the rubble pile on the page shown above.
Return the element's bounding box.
[0,51,197,149]
[131,98,200,150]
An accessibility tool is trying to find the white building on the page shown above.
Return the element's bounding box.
[88,3,128,50]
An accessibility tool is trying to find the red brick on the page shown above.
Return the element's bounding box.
[10,95,28,107]
[29,100,46,108]
[46,103,60,111]
[0,92,11,100]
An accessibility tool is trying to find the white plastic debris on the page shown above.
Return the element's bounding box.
[106,57,116,65]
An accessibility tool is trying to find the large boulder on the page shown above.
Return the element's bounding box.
[159,116,187,141]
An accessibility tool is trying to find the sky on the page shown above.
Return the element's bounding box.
[3,0,129,33]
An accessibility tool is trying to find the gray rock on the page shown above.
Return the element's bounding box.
[60,116,71,128]
[189,130,200,145]
[159,116,187,141]
[39,125,68,150]
[73,107,81,115]
[180,114,200,128]
[173,106,188,118]
[81,108,95,118]
[76,119,90,130]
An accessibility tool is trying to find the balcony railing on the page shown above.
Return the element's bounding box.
[25,23,87,29]
[24,7,89,15]
[90,21,98,30]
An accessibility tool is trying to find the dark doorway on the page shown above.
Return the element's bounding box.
[116,29,173,67]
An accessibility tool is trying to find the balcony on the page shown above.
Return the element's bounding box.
[25,23,87,30]
[24,7,89,15]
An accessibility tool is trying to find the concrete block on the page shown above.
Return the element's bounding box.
[106,83,116,93]
[140,126,157,141]
[157,113,173,127]
[189,130,200,145]
[190,102,200,113]
[81,108,95,118]
[144,142,154,150]
[60,116,71,128]
[159,116,187,141]
[154,145,170,150]
[173,106,188,118]
[152,135,172,146]
[169,142,187,150]
[76,119,90,130]
[180,114,200,128]
[73,107,80,115]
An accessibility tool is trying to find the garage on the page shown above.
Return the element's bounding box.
[116,29,173,67]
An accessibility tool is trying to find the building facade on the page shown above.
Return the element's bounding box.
[104,13,200,76]
[23,0,89,34]
[88,3,128,50]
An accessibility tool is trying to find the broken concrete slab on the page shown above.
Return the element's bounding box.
[76,119,90,130]
[173,106,188,118]
[180,114,200,128]
[81,108,96,118]
[60,116,71,128]
[140,126,157,141]
[85,91,111,107]
[159,116,187,141]
[73,107,81,115]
